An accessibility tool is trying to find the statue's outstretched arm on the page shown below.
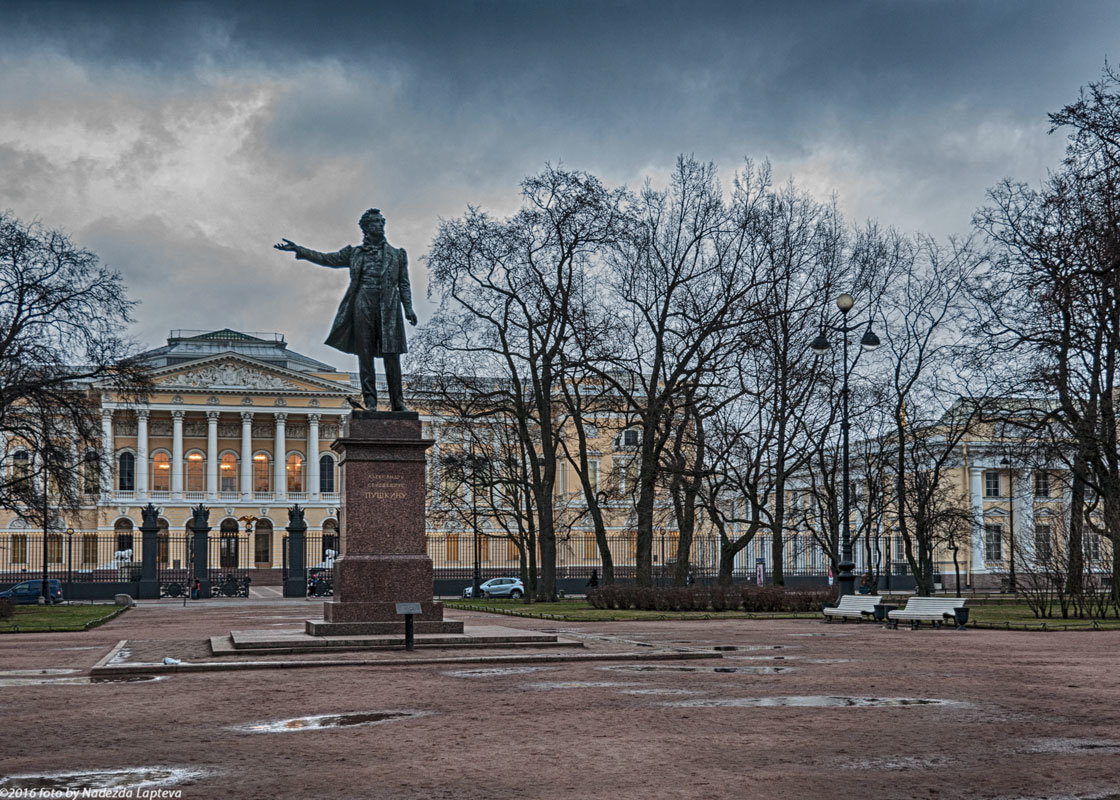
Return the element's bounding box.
[274,239,350,268]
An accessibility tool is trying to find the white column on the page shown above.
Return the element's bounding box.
[308,413,321,501]
[206,410,219,500]
[171,410,184,500]
[100,409,114,497]
[274,412,287,501]
[240,411,253,500]
[969,466,986,574]
[1015,469,1034,564]
[136,410,149,500]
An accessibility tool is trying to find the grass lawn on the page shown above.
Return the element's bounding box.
[444,597,1120,629]
[0,604,127,633]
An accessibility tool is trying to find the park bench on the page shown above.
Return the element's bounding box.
[821,594,883,622]
[887,597,969,629]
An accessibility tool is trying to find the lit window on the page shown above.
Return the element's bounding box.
[253,453,271,492]
[152,452,171,491]
[186,452,204,492]
[286,454,303,493]
[220,453,237,493]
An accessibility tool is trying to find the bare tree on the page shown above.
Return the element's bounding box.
[0,212,148,522]
[418,167,624,599]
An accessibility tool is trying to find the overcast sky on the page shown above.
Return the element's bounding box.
[0,0,1114,369]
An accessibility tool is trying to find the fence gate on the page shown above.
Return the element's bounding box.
[209,533,252,597]
[157,534,192,598]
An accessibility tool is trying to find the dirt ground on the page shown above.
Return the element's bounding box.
[1,599,1119,800]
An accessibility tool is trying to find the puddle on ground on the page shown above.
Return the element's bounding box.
[0,668,79,676]
[237,710,429,733]
[0,675,163,687]
[526,681,642,690]
[841,755,957,770]
[0,767,204,791]
[661,695,958,708]
[597,664,793,675]
[1022,738,1120,754]
[444,666,558,678]
[621,688,704,696]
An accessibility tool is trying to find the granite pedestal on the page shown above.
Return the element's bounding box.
[306,411,462,636]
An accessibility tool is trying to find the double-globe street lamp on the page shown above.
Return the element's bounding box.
[811,292,881,598]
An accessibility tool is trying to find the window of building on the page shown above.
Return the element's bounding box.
[253,453,271,492]
[479,535,490,562]
[185,452,204,493]
[984,523,1003,562]
[11,534,27,563]
[1034,471,1051,498]
[893,536,906,563]
[220,453,237,493]
[319,454,335,493]
[322,519,339,560]
[286,454,303,493]
[81,533,98,565]
[118,452,135,492]
[984,471,1002,498]
[1085,533,1103,563]
[47,533,62,564]
[255,520,272,564]
[114,518,134,553]
[12,450,30,483]
[82,453,100,495]
[447,533,460,562]
[152,452,171,492]
[588,460,599,494]
[1034,524,1052,562]
[506,537,519,561]
[616,428,640,449]
[157,519,169,565]
[583,532,598,560]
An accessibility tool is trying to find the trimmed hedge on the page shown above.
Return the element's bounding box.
[586,584,838,613]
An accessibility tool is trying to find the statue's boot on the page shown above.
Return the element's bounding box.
[385,354,409,412]
[362,394,377,411]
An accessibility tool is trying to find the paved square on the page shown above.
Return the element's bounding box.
[1,601,1118,799]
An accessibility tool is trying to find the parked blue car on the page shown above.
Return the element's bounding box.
[0,579,64,605]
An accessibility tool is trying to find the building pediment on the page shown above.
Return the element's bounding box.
[150,354,350,395]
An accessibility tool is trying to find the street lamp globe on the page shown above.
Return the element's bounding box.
[810,334,830,354]
[860,328,880,351]
[836,293,855,314]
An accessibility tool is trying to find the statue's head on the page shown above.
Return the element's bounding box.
[359,208,386,238]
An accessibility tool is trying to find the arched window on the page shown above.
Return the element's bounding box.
[322,519,339,561]
[118,452,135,492]
[114,517,134,553]
[253,452,271,492]
[151,452,171,492]
[219,518,239,568]
[185,451,204,493]
[286,453,303,493]
[219,452,238,493]
[319,454,336,493]
[255,518,273,564]
[157,518,170,565]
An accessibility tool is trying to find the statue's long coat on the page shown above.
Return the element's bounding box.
[295,241,412,356]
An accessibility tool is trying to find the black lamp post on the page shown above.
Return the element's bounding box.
[999,455,1017,593]
[66,526,74,602]
[811,292,881,598]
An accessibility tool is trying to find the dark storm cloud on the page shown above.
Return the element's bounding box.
[0,1,1116,362]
